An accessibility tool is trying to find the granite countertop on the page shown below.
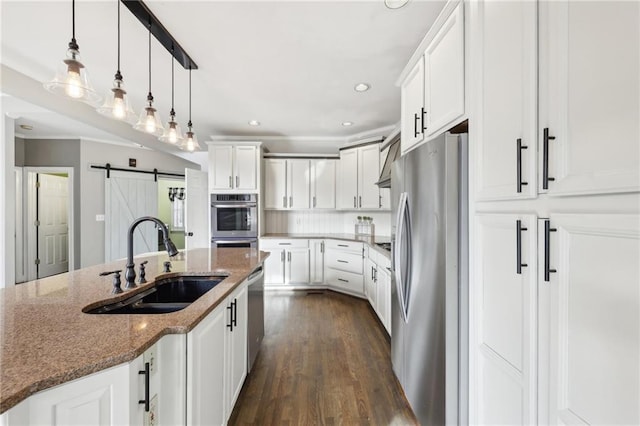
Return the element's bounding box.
[0,248,267,414]
[261,233,391,258]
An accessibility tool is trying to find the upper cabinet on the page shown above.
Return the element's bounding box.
[208,143,261,193]
[539,1,640,197]
[474,0,640,201]
[337,143,384,210]
[399,0,466,155]
[474,0,537,201]
[264,159,311,210]
[310,159,336,209]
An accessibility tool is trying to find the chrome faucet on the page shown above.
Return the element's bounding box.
[125,216,179,289]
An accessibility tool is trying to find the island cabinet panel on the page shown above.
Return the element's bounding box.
[187,303,226,426]
[225,284,248,418]
[21,363,131,426]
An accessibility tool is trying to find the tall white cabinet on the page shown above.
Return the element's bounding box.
[208,142,261,193]
[470,1,640,425]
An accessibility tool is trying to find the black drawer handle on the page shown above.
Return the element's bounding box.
[516,220,528,274]
[279,243,292,245]
[338,278,349,283]
[337,260,348,263]
[138,362,150,412]
[337,244,349,247]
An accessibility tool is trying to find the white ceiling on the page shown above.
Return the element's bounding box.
[0,0,445,153]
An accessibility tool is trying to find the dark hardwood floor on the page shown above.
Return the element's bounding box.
[229,290,418,425]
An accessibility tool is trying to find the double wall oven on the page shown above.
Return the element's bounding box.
[211,194,258,249]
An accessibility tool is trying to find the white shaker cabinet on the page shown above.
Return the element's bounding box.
[337,144,382,210]
[376,266,391,334]
[337,148,359,209]
[261,239,310,285]
[473,0,537,201]
[539,1,640,196]
[399,0,466,155]
[379,146,391,210]
[310,159,336,209]
[540,214,640,425]
[208,143,260,193]
[423,2,465,138]
[186,301,226,425]
[225,284,248,418]
[263,159,310,210]
[310,239,325,284]
[473,214,538,425]
[400,60,425,154]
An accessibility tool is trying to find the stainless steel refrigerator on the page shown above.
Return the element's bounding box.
[391,133,468,425]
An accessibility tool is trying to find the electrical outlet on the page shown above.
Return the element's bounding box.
[95,214,105,222]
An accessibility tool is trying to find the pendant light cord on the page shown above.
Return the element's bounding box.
[72,0,75,42]
[188,67,193,127]
[171,49,175,115]
[116,0,120,72]
[148,22,152,96]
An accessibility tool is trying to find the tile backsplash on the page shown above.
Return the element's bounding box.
[263,210,391,236]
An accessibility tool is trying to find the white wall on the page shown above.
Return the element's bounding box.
[79,140,200,268]
[1,114,16,287]
[263,210,391,237]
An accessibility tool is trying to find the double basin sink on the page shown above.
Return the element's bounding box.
[85,275,227,315]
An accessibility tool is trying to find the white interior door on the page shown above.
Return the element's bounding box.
[105,172,158,262]
[15,167,26,283]
[37,173,69,279]
[185,168,209,250]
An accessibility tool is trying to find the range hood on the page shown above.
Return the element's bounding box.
[376,129,401,188]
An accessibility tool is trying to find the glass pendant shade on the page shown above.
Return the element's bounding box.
[159,113,184,144]
[134,95,164,136]
[44,44,101,105]
[181,129,201,152]
[97,73,136,122]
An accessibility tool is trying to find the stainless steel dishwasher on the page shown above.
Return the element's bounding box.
[246,264,264,372]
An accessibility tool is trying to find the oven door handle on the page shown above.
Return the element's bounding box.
[214,239,257,245]
[211,204,256,209]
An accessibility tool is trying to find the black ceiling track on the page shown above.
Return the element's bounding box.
[91,163,185,181]
[121,0,198,70]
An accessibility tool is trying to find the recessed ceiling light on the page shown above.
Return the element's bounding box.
[19,124,33,130]
[384,0,409,9]
[248,120,260,126]
[342,121,354,127]
[354,83,370,92]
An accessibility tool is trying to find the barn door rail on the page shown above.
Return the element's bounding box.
[91,163,185,181]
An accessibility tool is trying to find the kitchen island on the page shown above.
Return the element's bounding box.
[0,247,267,415]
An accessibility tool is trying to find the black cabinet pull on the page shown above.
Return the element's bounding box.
[138,362,150,412]
[516,220,528,274]
[543,128,556,190]
[544,219,557,282]
[371,266,375,280]
[227,304,234,331]
[517,138,528,193]
[421,107,427,132]
[338,278,349,283]
[232,298,237,327]
[338,259,348,264]
[414,113,420,138]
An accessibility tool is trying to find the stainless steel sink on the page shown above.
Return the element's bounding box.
[85,275,227,314]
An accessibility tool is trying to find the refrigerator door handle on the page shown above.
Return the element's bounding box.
[393,192,410,322]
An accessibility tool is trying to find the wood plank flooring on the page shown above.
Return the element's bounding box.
[229,290,418,425]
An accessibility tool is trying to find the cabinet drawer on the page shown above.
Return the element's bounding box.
[325,249,363,274]
[325,268,364,295]
[325,239,363,253]
[259,239,308,249]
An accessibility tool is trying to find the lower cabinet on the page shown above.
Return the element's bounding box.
[324,240,364,296]
[473,213,640,425]
[187,281,248,425]
[365,249,392,335]
[261,239,310,286]
[309,239,325,284]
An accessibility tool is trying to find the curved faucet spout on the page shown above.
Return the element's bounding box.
[125,216,179,288]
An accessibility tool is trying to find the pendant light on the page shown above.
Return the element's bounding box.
[134,22,164,136]
[44,0,100,105]
[159,51,184,145]
[97,0,136,122]
[180,67,201,152]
